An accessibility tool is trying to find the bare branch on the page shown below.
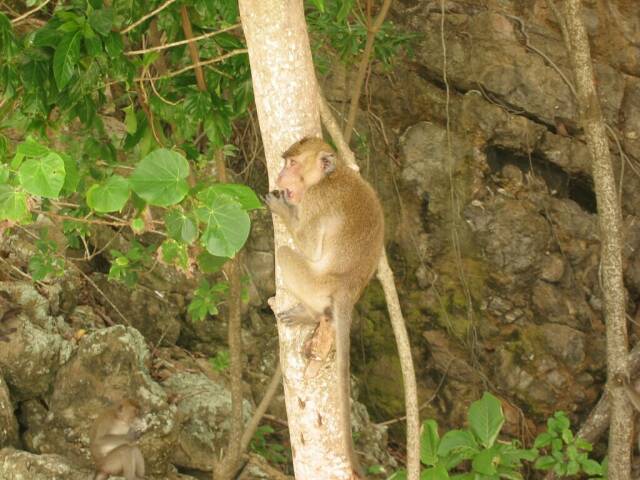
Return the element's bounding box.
[135,50,248,82]
[343,0,393,144]
[125,24,241,56]
[10,0,50,24]
[120,0,178,34]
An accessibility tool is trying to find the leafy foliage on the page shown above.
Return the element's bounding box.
[388,393,605,480]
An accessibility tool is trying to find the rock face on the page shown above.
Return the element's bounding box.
[344,0,639,435]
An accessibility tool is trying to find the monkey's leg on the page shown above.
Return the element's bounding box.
[278,246,332,315]
[133,446,145,478]
[94,473,109,480]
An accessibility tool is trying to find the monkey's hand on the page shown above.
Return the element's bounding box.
[126,427,142,443]
[264,190,294,220]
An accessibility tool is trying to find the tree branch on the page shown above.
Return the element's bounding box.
[125,24,241,56]
[10,0,50,24]
[343,0,393,145]
[563,1,632,478]
[134,50,248,82]
[120,0,178,34]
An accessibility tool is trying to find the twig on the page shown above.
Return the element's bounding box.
[120,0,178,34]
[10,0,50,24]
[239,364,283,452]
[343,0,393,145]
[125,24,241,56]
[135,50,248,82]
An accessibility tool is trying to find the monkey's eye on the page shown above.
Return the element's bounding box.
[289,159,297,167]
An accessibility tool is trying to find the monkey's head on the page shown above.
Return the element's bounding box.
[276,137,337,204]
[116,399,141,422]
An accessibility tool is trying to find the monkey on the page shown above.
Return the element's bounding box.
[90,399,146,480]
[265,136,384,478]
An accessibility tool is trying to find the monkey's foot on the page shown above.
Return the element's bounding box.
[303,314,335,378]
[277,304,318,325]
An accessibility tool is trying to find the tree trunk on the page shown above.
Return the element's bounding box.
[238,2,355,478]
[563,1,632,478]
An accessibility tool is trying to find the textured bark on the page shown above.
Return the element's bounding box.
[563,1,632,478]
[239,2,354,478]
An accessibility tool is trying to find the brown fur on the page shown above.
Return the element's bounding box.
[90,400,145,480]
[265,137,384,477]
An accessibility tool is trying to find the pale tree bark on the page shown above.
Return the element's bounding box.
[239,1,354,478]
[563,1,632,478]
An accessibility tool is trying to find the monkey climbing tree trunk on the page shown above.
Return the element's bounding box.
[563,1,632,478]
[238,2,355,478]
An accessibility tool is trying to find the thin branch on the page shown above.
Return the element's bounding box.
[343,0,393,145]
[135,50,248,82]
[179,6,207,92]
[10,0,50,24]
[120,0,178,34]
[239,365,283,452]
[125,24,241,56]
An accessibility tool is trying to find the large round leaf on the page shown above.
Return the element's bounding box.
[0,185,29,221]
[87,175,130,212]
[18,152,66,198]
[130,149,190,206]
[196,192,250,258]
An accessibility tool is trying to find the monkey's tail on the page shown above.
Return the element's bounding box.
[333,294,364,478]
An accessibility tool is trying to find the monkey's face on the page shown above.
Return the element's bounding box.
[276,150,335,204]
[117,400,140,422]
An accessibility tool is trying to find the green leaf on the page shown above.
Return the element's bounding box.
[53,31,81,90]
[104,31,123,58]
[165,210,197,243]
[18,152,66,198]
[88,8,113,36]
[60,153,79,194]
[124,104,137,134]
[420,465,449,480]
[197,251,227,273]
[533,432,553,449]
[17,137,49,157]
[471,448,498,475]
[580,458,602,475]
[533,455,557,471]
[206,183,262,210]
[196,190,250,258]
[131,218,145,233]
[86,175,130,212]
[437,430,479,458]
[130,149,190,206]
[468,392,504,448]
[309,0,325,12]
[420,420,440,466]
[0,185,29,221]
[0,164,9,184]
[386,470,406,480]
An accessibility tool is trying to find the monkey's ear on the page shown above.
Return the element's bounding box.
[320,152,336,175]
